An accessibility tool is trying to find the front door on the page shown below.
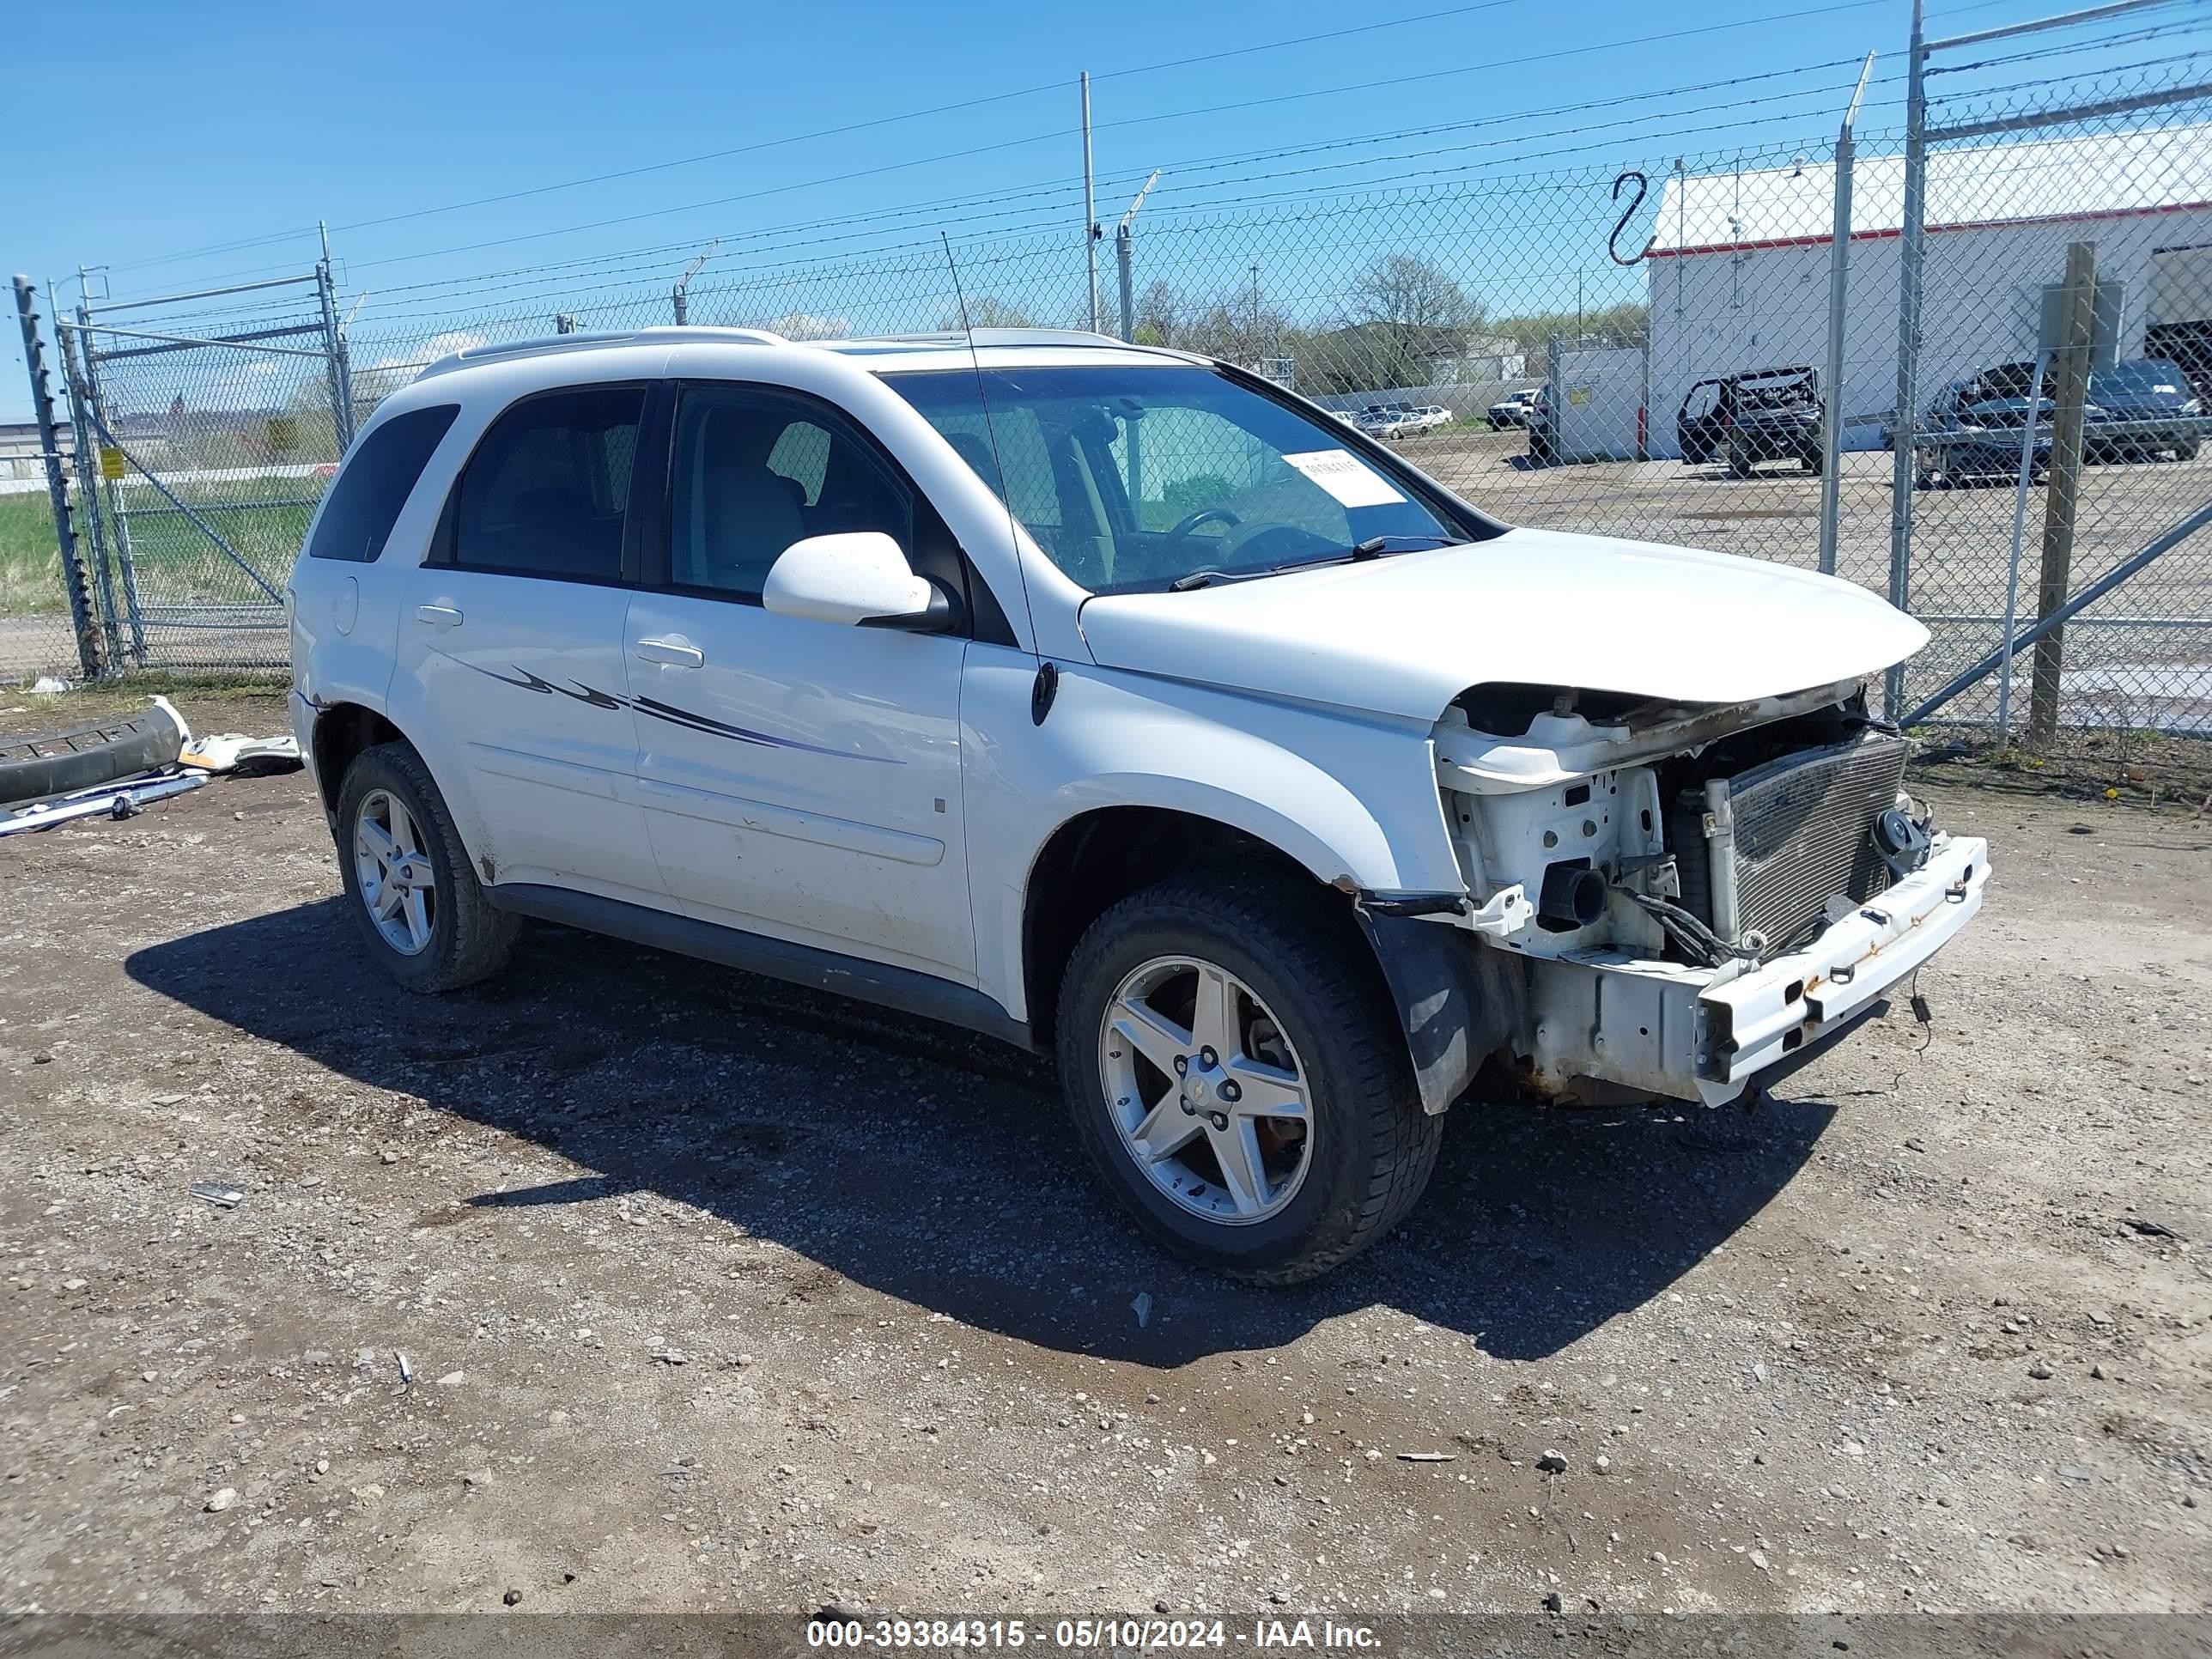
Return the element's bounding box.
[623,381,975,981]
[1677,379,1725,463]
[397,380,661,900]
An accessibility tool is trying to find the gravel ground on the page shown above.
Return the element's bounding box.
[2,694,2208,1620]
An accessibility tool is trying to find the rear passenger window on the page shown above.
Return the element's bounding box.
[451,385,644,580]
[307,404,459,562]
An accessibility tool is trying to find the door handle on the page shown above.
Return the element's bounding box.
[415,603,464,628]
[635,637,706,668]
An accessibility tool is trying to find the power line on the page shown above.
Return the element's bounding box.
[347,74,1893,325]
[341,43,2202,336]
[148,0,1911,295]
[100,0,1538,277]
[337,54,1881,307]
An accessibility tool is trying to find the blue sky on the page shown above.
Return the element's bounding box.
[0,0,2161,417]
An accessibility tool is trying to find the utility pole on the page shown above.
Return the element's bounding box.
[1251,264,1261,348]
[2030,240,2098,744]
[1081,72,1100,332]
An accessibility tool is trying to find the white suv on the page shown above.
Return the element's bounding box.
[289,325,1989,1282]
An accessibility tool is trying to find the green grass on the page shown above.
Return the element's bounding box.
[0,475,322,618]
[0,494,66,616]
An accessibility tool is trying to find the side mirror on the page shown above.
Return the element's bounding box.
[761,532,956,632]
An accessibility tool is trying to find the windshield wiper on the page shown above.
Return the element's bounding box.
[1168,535,1461,592]
[1348,533,1459,559]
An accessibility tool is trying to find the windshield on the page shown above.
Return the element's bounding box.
[885,363,1472,594]
[2093,361,2190,399]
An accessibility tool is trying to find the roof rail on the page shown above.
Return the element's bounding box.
[857,327,1135,349]
[416,324,787,380]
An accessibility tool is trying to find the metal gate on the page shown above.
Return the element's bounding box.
[57,264,355,672]
[1886,0,2212,741]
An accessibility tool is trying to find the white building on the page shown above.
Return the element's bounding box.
[1643,125,2212,459]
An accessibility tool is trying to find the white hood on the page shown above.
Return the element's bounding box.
[1076,527,1928,721]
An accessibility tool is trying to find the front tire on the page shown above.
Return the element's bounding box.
[334,741,518,994]
[1055,873,1439,1284]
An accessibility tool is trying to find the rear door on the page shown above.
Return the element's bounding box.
[620,380,975,981]
[395,381,662,900]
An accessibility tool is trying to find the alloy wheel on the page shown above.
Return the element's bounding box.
[1097,955,1315,1225]
[354,788,437,956]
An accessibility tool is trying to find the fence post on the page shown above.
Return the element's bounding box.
[1884,0,1929,716]
[57,315,125,667]
[1818,53,1875,575]
[74,301,148,664]
[314,249,356,453]
[1115,224,1135,343]
[2028,240,2098,744]
[12,276,100,679]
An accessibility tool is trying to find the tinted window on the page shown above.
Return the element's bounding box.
[669,386,912,600]
[307,404,458,562]
[453,385,643,580]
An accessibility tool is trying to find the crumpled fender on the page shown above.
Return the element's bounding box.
[1353,907,1527,1115]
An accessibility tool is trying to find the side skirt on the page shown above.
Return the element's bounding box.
[486,882,1034,1051]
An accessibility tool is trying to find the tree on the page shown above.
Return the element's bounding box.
[1346,253,1484,387]
[1130,280,1181,346]
[1491,301,1648,356]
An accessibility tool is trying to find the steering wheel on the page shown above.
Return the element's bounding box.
[1163,506,1241,542]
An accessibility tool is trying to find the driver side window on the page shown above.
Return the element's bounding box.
[668,386,913,601]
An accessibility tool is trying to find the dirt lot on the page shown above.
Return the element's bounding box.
[3,690,2209,1622]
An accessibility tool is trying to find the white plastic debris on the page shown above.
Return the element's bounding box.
[178,732,302,774]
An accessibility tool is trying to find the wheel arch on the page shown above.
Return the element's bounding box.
[307,701,406,815]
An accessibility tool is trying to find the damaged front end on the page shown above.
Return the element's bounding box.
[1395,678,1990,1108]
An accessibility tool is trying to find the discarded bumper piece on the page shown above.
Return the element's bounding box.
[0,696,191,805]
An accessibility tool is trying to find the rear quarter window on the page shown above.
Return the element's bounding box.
[307,404,460,562]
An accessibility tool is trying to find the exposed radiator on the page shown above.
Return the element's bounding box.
[1671,729,1907,951]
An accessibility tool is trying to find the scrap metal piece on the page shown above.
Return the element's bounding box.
[0,770,210,837]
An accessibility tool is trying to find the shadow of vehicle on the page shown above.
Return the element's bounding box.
[126,899,1836,1367]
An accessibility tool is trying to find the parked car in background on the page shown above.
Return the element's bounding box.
[1964,356,2201,462]
[288,322,1986,1283]
[1677,366,1824,477]
[1487,388,1540,429]
[1406,404,1453,433]
[2081,361,2199,461]
[1353,407,1414,441]
[1886,379,2055,489]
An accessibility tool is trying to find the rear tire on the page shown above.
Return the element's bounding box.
[334,741,518,994]
[1055,872,1439,1285]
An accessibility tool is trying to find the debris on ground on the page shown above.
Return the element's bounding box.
[179,732,302,775]
[186,1180,243,1208]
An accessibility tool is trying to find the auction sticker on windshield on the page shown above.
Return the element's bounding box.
[1279,449,1406,507]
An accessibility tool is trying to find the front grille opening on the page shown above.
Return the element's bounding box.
[1664,717,1906,960]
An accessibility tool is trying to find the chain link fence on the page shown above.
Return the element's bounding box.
[11,7,2210,796]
